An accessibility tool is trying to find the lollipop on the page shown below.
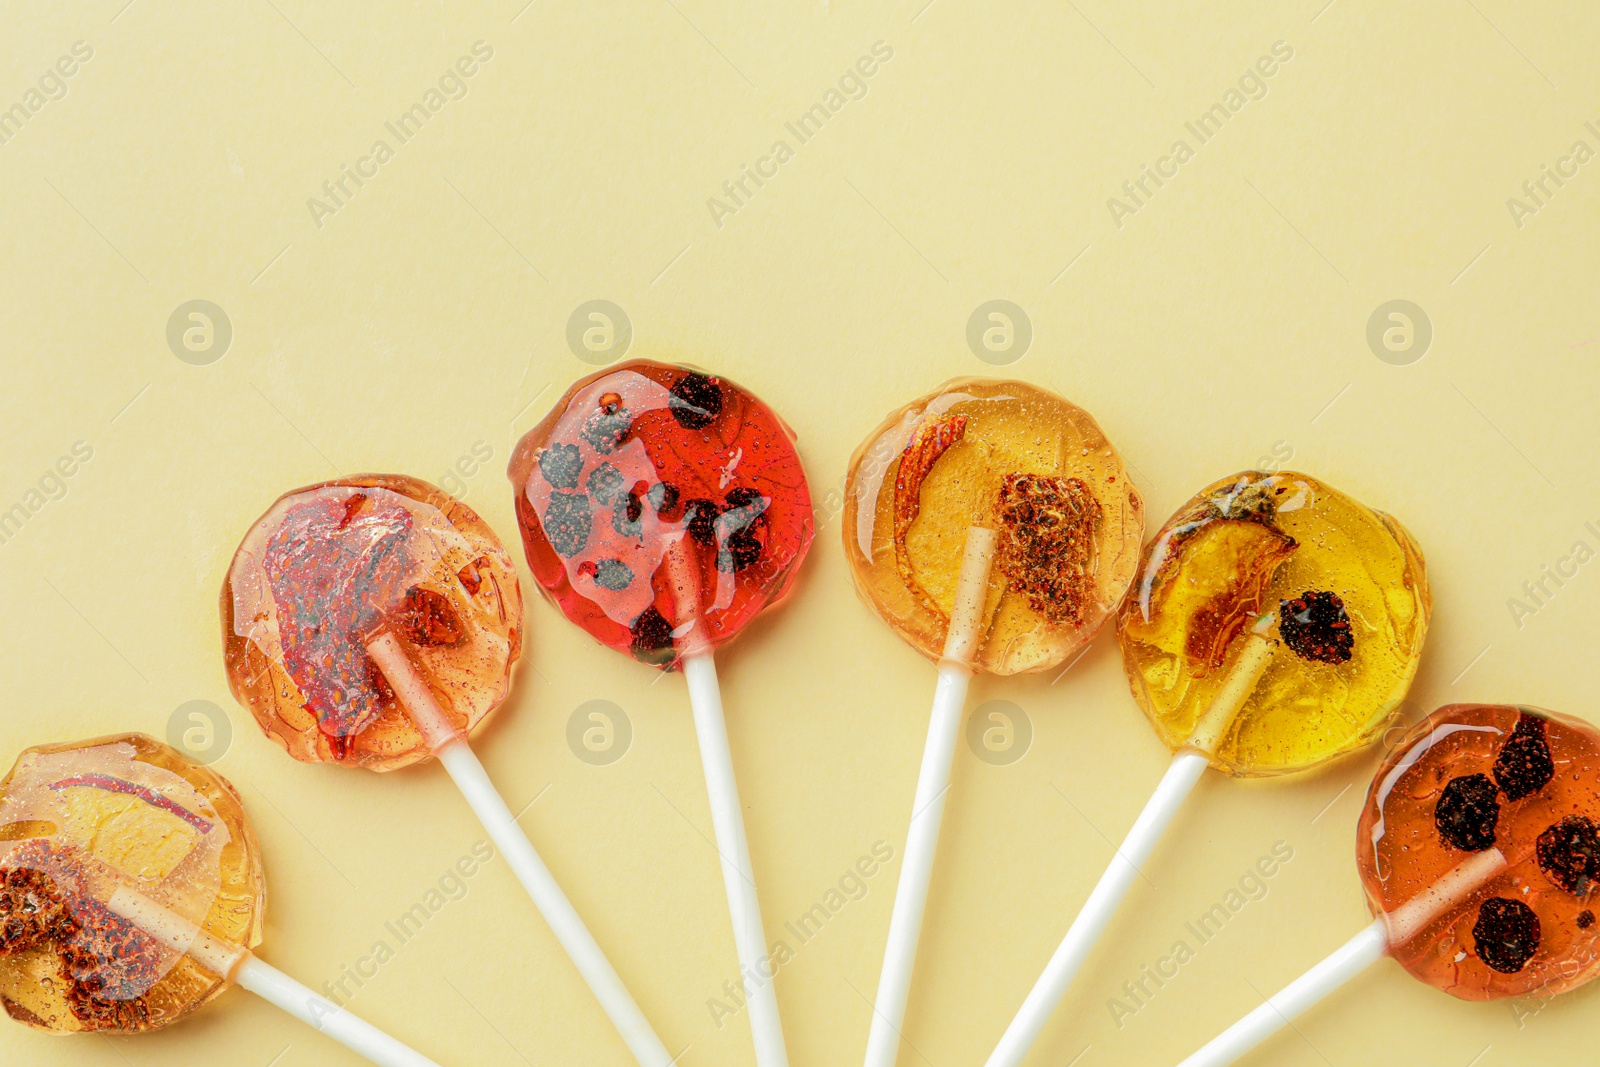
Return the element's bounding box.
[0,734,439,1066]
[222,473,674,1066]
[842,379,1145,1067]
[508,359,813,1067]
[1179,704,1600,1065]
[983,470,1430,1067]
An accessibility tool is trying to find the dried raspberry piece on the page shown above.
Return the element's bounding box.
[1278,590,1354,664]
[1536,815,1600,896]
[1473,897,1540,974]
[1435,773,1500,852]
[396,587,465,647]
[629,606,674,666]
[1494,711,1554,801]
[537,444,583,489]
[668,372,724,430]
[542,492,592,558]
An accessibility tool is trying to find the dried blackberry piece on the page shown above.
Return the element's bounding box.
[715,488,770,573]
[611,491,644,538]
[1579,911,1595,929]
[646,481,680,515]
[537,444,583,489]
[1473,897,1540,973]
[1278,591,1354,664]
[586,463,626,506]
[1536,815,1600,896]
[580,398,632,454]
[1494,711,1554,801]
[630,606,675,666]
[396,587,465,647]
[684,499,720,547]
[542,492,592,558]
[1435,773,1500,852]
[669,372,724,430]
[594,559,634,592]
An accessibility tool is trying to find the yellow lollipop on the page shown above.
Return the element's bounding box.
[1121,469,1430,775]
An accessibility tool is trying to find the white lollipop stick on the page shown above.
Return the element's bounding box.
[105,885,440,1067]
[366,632,675,1067]
[684,648,789,1067]
[983,615,1279,1067]
[1177,848,1508,1067]
[863,526,997,1067]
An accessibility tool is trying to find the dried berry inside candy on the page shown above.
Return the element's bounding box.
[1579,911,1595,929]
[538,444,583,489]
[1435,773,1501,852]
[629,606,675,665]
[1473,897,1541,974]
[1537,816,1600,896]
[544,492,593,558]
[397,587,465,647]
[580,398,632,453]
[668,372,724,430]
[1494,711,1554,801]
[1278,590,1354,665]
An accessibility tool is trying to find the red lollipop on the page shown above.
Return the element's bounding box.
[509,359,814,1067]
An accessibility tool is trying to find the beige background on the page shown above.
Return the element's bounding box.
[1,2,1597,1065]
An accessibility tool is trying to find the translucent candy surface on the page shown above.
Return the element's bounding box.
[842,379,1144,675]
[508,360,814,669]
[1119,471,1430,776]
[0,735,263,1034]
[1359,705,1600,1001]
[223,474,524,771]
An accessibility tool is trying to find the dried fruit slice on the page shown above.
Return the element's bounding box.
[55,784,204,884]
[892,414,969,619]
[1125,518,1297,676]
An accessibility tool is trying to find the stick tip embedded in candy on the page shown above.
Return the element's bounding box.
[1119,470,1430,777]
[508,359,814,671]
[0,734,264,1034]
[843,377,1144,676]
[1360,704,1600,1001]
[222,474,524,771]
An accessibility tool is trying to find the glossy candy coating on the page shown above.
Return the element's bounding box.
[1119,471,1430,776]
[508,360,813,669]
[223,475,523,771]
[0,735,263,1034]
[843,379,1144,675]
[1359,705,1600,1000]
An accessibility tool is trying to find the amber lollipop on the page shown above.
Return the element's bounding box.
[1180,704,1600,1065]
[984,470,1430,1066]
[0,734,440,1066]
[508,359,814,1067]
[841,379,1145,1067]
[222,474,674,1066]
